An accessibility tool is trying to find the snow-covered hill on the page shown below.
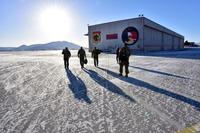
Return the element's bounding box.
[0,41,80,51]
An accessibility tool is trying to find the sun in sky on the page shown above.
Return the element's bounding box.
[38,6,73,41]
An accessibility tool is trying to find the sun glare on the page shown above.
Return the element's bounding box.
[39,6,72,40]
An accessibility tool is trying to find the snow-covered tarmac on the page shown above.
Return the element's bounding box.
[0,48,200,133]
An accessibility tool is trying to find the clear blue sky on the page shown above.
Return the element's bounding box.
[0,0,199,47]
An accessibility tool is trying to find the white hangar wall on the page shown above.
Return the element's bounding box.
[88,17,143,52]
[88,17,184,52]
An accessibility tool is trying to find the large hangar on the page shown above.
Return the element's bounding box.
[87,17,184,52]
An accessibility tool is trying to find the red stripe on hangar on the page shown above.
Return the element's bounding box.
[106,34,118,40]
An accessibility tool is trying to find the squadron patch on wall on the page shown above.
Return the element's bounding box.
[122,27,139,45]
[92,31,101,44]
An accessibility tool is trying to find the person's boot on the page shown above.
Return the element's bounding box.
[125,74,128,77]
[119,73,122,76]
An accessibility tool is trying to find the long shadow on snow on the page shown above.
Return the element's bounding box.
[83,68,135,102]
[66,70,91,104]
[130,66,190,80]
[98,67,200,111]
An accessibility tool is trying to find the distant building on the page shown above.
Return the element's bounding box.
[184,41,199,47]
[87,17,184,52]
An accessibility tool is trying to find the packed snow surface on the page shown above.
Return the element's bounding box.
[0,48,200,133]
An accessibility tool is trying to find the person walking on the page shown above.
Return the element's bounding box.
[116,47,120,64]
[92,47,101,67]
[78,47,86,68]
[118,44,131,77]
[62,47,71,69]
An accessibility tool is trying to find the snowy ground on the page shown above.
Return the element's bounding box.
[0,48,200,133]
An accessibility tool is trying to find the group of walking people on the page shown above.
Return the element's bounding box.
[62,43,131,77]
[62,47,87,69]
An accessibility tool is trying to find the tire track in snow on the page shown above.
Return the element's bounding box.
[1,61,55,104]
[0,62,61,132]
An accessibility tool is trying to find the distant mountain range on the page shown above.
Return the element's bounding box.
[0,41,81,51]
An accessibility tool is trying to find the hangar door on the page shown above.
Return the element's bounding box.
[144,26,162,51]
[173,37,179,50]
[163,33,173,50]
